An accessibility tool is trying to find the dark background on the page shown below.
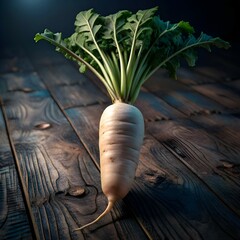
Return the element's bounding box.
[0,0,239,48]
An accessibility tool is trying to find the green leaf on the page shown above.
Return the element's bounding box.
[182,48,198,66]
[79,63,87,73]
[177,21,195,34]
[73,9,105,59]
[146,30,230,80]
[34,7,230,104]
[35,29,63,45]
[124,6,157,45]
[165,58,180,79]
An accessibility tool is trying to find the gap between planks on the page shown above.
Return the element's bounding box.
[160,136,240,218]
[0,97,40,240]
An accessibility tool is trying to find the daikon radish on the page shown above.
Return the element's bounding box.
[75,102,144,230]
[34,7,230,230]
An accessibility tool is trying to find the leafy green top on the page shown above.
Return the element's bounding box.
[34,7,230,103]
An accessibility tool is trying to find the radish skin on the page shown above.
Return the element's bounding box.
[75,102,144,230]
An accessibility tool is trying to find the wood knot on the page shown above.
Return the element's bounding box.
[216,160,240,176]
[21,88,34,93]
[142,169,166,186]
[67,186,86,197]
[35,123,51,130]
[219,160,234,168]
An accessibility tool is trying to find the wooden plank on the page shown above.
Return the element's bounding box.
[191,113,240,163]
[2,90,148,239]
[135,89,186,121]
[36,64,87,86]
[146,118,240,216]
[176,68,216,85]
[65,105,105,165]
[134,135,240,240]
[192,83,240,110]
[194,65,238,83]
[53,83,109,108]
[143,70,226,116]
[0,165,33,240]
[0,71,46,94]
[65,104,240,239]
[0,105,33,240]
[35,64,110,108]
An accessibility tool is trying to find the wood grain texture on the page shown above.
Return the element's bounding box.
[2,90,147,239]
[191,83,240,110]
[133,135,240,240]
[0,106,33,240]
[3,44,239,239]
[0,71,46,94]
[176,68,216,85]
[37,64,87,86]
[30,55,240,239]
[143,70,226,116]
[146,118,240,216]
[65,104,240,240]
[65,105,105,166]
[135,89,186,121]
[35,64,110,109]
[191,114,240,167]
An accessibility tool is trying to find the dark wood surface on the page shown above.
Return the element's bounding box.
[0,44,240,240]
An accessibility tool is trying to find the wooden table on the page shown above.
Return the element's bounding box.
[0,43,240,240]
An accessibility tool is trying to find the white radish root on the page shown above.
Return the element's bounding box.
[74,102,144,231]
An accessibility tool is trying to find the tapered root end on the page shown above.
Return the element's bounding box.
[73,200,115,231]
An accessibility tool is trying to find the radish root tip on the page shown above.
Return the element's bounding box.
[73,200,115,231]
